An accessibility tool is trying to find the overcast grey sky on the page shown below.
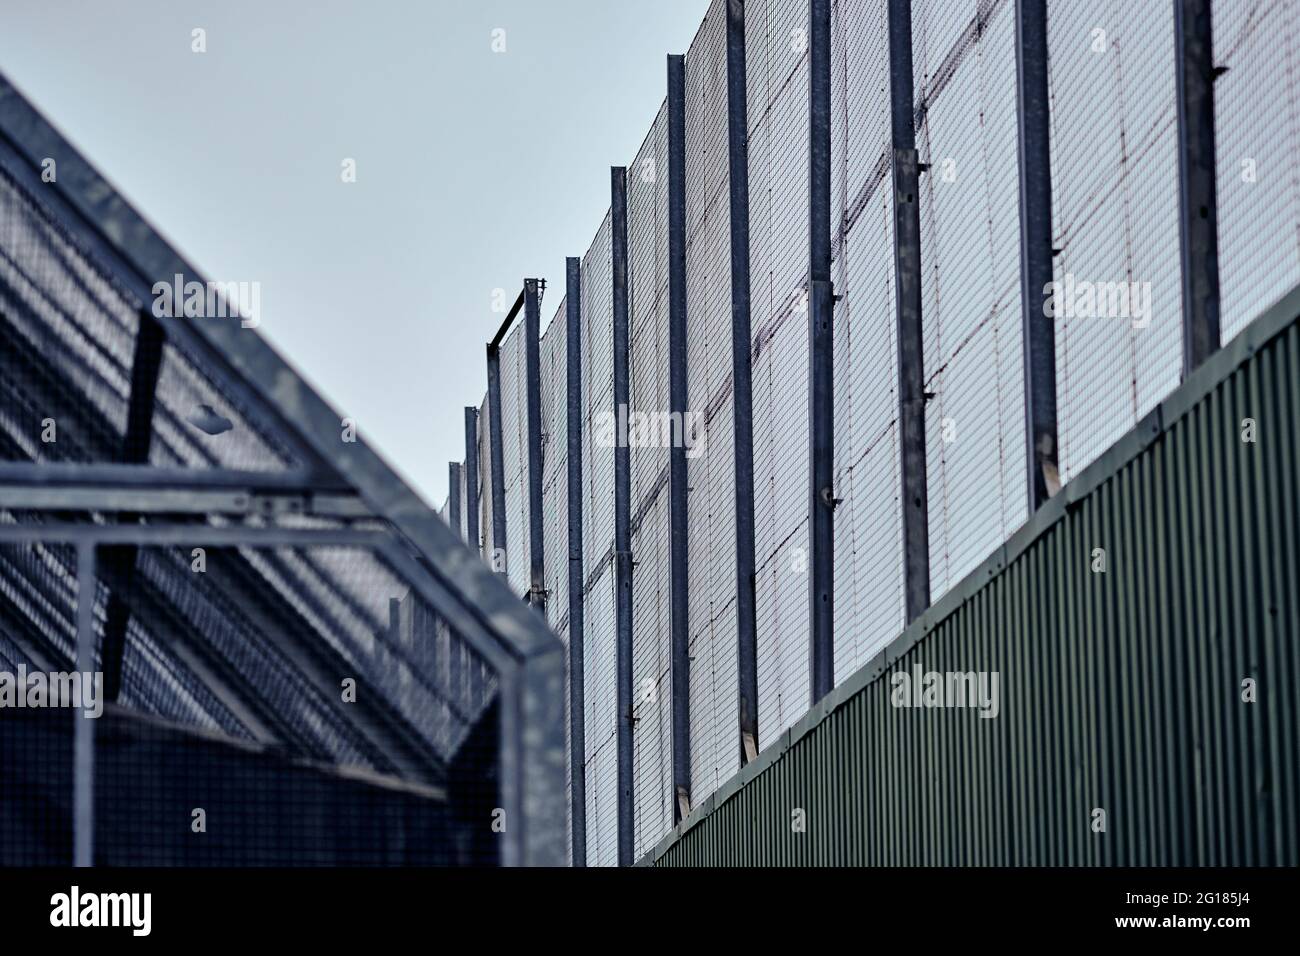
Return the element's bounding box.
[0,0,708,505]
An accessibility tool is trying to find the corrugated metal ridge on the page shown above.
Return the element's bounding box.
[639,282,1300,864]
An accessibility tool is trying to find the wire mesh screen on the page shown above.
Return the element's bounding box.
[684,0,740,808]
[579,212,617,866]
[748,0,814,749]
[498,322,530,597]
[541,304,570,635]
[1213,0,1300,342]
[914,0,1028,601]
[1047,0,1183,483]
[831,0,905,681]
[538,296,572,860]
[627,103,673,860]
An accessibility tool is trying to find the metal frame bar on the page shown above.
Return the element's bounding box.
[666,52,693,823]
[1175,0,1222,375]
[464,406,480,554]
[524,278,546,611]
[564,256,587,865]
[809,0,836,703]
[726,0,760,764]
[73,542,95,868]
[611,165,634,867]
[0,74,566,865]
[888,0,931,626]
[0,460,353,493]
[1015,0,1060,512]
[0,522,388,548]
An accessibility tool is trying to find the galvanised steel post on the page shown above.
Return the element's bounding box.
[565,256,588,865]
[1175,0,1221,375]
[667,52,692,821]
[726,0,759,764]
[889,0,931,625]
[1015,0,1060,512]
[74,541,96,868]
[524,278,546,612]
[486,341,507,575]
[611,166,634,866]
[464,406,480,555]
[448,461,462,539]
[808,0,835,704]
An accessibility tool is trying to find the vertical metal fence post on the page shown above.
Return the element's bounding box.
[1016,0,1060,511]
[667,52,693,823]
[565,256,587,865]
[726,0,760,763]
[889,0,930,625]
[1175,0,1222,375]
[524,278,547,612]
[611,166,635,866]
[486,342,508,574]
[464,407,481,555]
[74,541,96,867]
[448,462,463,539]
[809,0,836,704]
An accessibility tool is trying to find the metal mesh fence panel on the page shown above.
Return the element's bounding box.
[628,103,673,860]
[498,321,530,596]
[1213,0,1300,343]
[831,0,905,681]
[914,0,1028,602]
[579,213,616,865]
[538,296,571,859]
[749,0,814,748]
[1047,0,1183,483]
[541,304,570,634]
[684,0,740,805]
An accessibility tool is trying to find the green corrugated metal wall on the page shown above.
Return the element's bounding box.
[649,290,1300,866]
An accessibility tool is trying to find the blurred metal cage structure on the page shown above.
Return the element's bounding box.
[0,73,566,867]
[446,0,1299,866]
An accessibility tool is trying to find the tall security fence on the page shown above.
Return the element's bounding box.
[450,0,1297,866]
[648,287,1300,866]
[0,75,566,866]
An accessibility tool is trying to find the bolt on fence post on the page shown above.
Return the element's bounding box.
[486,342,508,575]
[565,256,588,865]
[74,541,96,867]
[524,278,547,612]
[1015,0,1061,511]
[1175,0,1222,375]
[448,461,463,539]
[889,0,931,626]
[726,0,760,764]
[464,407,481,554]
[809,0,836,703]
[667,52,693,823]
